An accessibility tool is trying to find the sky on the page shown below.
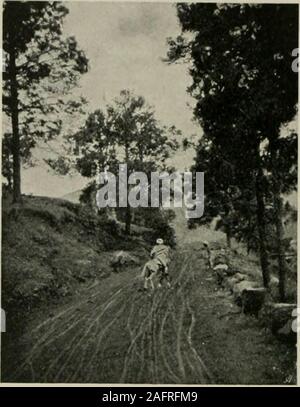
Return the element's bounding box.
[22,1,201,198]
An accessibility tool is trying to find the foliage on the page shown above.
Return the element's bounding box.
[167,3,298,296]
[74,90,180,234]
[74,90,179,176]
[2,1,89,199]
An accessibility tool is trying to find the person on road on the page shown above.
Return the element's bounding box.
[150,238,171,287]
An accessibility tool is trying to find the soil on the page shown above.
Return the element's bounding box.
[2,240,296,384]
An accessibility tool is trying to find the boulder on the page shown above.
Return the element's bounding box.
[233,280,260,305]
[234,273,248,282]
[222,272,247,290]
[110,251,139,271]
[212,251,229,268]
[223,276,239,292]
[213,264,228,285]
[226,267,238,277]
[276,319,296,343]
[214,268,227,285]
[213,264,229,272]
[208,247,228,269]
[241,287,266,316]
[271,303,297,342]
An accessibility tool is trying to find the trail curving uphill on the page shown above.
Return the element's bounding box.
[3,246,214,384]
[2,233,295,384]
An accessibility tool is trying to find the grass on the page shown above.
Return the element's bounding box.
[2,194,149,314]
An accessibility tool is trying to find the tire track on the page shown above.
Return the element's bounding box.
[71,300,128,383]
[136,331,147,383]
[175,297,186,380]
[52,289,125,382]
[152,252,191,383]
[6,245,215,384]
[30,281,102,334]
[43,288,124,382]
[8,285,125,380]
[158,304,181,383]
[158,250,209,384]
[120,288,163,383]
[185,298,212,383]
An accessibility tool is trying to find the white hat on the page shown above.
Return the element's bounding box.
[156,238,164,244]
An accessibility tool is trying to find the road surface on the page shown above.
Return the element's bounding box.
[2,240,294,384]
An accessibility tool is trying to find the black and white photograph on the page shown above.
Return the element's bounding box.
[1,1,298,385]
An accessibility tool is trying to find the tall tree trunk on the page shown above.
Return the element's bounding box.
[273,190,287,301]
[125,206,131,235]
[6,156,13,192]
[125,143,131,235]
[8,45,21,203]
[269,138,288,301]
[255,166,270,288]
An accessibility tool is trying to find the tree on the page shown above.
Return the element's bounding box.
[190,134,281,258]
[264,131,297,299]
[167,3,298,295]
[188,136,235,244]
[75,90,179,235]
[2,133,14,192]
[3,1,88,203]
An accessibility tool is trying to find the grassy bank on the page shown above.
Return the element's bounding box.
[2,195,149,315]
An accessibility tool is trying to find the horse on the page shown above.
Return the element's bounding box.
[141,258,171,290]
[141,258,163,290]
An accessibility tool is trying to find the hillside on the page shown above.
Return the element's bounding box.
[1,195,150,319]
[2,199,296,384]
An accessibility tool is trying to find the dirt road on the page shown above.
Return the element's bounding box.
[2,241,295,384]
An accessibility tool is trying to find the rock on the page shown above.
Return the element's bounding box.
[110,250,139,271]
[212,251,229,268]
[214,265,228,285]
[213,264,228,285]
[225,267,238,277]
[213,264,229,272]
[234,273,248,282]
[270,303,296,336]
[241,287,266,316]
[223,276,239,292]
[260,302,297,343]
[214,266,239,281]
[276,319,296,343]
[208,246,228,268]
[232,280,261,306]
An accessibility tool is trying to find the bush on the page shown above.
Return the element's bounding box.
[142,216,176,248]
